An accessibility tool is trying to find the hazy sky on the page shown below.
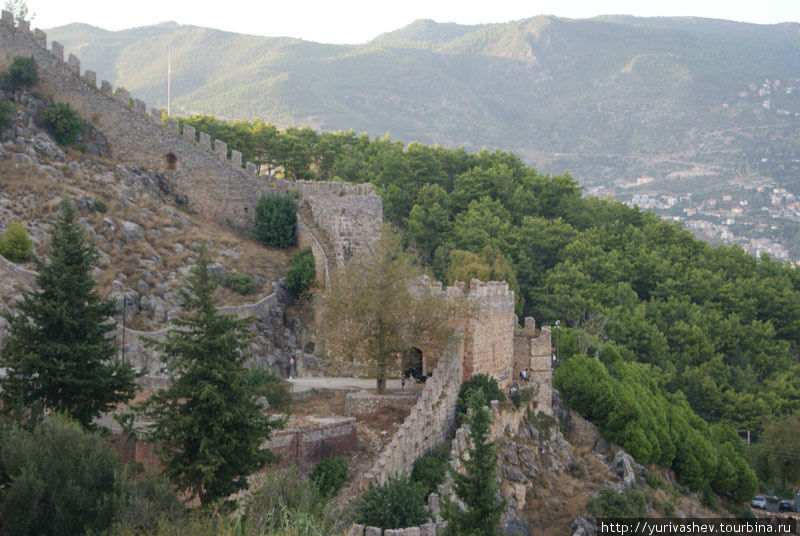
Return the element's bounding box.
[24,0,800,44]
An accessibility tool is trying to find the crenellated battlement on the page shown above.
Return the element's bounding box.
[0,11,382,265]
[0,10,287,177]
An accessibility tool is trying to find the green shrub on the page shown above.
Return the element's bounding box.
[230,273,257,295]
[642,469,666,490]
[455,373,505,425]
[0,414,180,536]
[255,194,296,248]
[8,56,38,89]
[112,465,184,533]
[0,220,32,262]
[285,247,316,297]
[0,99,14,131]
[411,444,450,496]
[586,487,647,518]
[247,365,292,410]
[310,456,348,499]
[94,199,108,213]
[239,466,338,534]
[41,102,83,145]
[356,475,429,530]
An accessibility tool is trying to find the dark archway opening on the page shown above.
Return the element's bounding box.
[163,152,178,171]
[403,347,424,382]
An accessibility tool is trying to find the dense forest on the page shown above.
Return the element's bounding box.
[179,115,800,430]
[177,114,800,495]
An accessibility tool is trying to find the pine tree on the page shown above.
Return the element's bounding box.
[138,249,283,505]
[0,201,139,428]
[443,390,506,536]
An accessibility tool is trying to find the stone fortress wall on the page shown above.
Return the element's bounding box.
[0,14,555,513]
[0,13,381,269]
[364,277,553,487]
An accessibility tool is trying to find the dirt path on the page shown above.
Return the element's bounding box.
[287,376,421,393]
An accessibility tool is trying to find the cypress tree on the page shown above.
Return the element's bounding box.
[0,201,139,428]
[138,249,284,505]
[443,390,506,536]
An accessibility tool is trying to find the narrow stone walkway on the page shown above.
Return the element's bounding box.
[287,377,425,393]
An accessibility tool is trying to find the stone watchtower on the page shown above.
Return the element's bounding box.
[513,317,552,414]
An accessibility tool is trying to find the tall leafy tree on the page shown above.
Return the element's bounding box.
[0,201,138,429]
[319,226,457,393]
[138,250,283,505]
[443,390,505,536]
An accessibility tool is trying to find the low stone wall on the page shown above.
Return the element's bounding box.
[0,253,36,287]
[363,330,464,485]
[348,493,443,536]
[117,289,279,374]
[264,416,357,473]
[344,390,419,417]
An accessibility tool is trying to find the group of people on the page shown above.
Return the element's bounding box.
[510,368,534,395]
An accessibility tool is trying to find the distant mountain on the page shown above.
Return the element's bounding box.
[47,17,800,215]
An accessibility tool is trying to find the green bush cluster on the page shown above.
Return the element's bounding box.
[356,475,429,530]
[238,466,338,535]
[230,272,257,295]
[0,220,32,262]
[455,374,505,425]
[0,99,14,131]
[0,415,181,536]
[586,487,647,518]
[94,199,108,213]
[247,365,292,410]
[255,194,296,248]
[555,349,758,501]
[41,101,83,145]
[310,456,348,498]
[285,247,315,297]
[8,56,38,89]
[411,444,450,496]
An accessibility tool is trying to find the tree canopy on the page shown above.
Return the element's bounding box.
[137,249,283,505]
[0,201,139,429]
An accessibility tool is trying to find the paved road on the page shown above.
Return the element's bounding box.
[287,377,421,393]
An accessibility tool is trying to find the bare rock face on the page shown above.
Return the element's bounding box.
[119,220,144,242]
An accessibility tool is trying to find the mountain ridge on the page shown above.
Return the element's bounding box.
[45,15,800,258]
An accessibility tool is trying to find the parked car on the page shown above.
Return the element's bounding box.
[779,500,795,513]
[750,496,767,509]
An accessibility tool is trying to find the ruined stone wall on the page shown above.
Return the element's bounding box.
[0,14,381,265]
[363,330,465,486]
[344,390,419,417]
[0,253,36,287]
[416,276,516,387]
[264,417,357,473]
[513,317,553,415]
[117,290,279,374]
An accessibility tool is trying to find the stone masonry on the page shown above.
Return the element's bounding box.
[513,317,553,414]
[0,14,381,269]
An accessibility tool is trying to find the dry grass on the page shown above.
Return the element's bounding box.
[1,142,293,320]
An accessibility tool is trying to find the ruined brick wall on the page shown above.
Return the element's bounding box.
[0,14,381,266]
[263,417,357,473]
[363,330,465,486]
[513,317,553,415]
